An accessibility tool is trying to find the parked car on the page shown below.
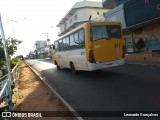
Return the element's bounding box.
[29,54,35,59]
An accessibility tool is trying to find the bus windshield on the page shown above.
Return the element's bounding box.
[91,25,122,41]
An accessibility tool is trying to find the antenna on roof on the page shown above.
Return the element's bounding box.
[89,15,92,22]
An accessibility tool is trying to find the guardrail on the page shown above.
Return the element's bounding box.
[0,62,19,111]
[11,63,19,83]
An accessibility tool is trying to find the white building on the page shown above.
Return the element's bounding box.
[57,0,109,36]
[35,40,47,52]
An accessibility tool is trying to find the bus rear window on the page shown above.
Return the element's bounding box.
[91,25,122,40]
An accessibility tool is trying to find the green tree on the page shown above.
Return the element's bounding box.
[0,36,22,68]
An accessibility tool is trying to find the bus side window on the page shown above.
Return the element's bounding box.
[63,37,70,50]
[70,34,78,49]
[74,32,80,48]
[59,39,63,51]
[54,41,59,52]
[78,29,85,47]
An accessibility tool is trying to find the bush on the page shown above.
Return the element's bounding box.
[0,57,19,76]
[10,57,19,69]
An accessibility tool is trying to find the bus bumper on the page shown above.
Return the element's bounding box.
[87,59,125,71]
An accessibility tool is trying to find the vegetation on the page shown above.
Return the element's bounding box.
[0,36,22,76]
[0,36,22,112]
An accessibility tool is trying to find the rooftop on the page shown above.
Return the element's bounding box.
[57,0,103,27]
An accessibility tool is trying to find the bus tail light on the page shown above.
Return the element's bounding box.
[89,50,96,63]
[122,45,126,58]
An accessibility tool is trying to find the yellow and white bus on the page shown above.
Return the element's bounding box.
[53,22,125,73]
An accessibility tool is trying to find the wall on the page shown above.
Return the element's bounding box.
[144,22,160,51]
[76,8,90,22]
[73,8,107,23]
[133,22,160,52]
[103,0,160,53]
[123,30,134,53]
[124,21,160,53]
[132,27,147,52]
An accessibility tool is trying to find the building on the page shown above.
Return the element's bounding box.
[103,0,160,53]
[57,0,109,36]
[34,40,50,58]
[104,4,126,29]
[102,0,129,9]
[124,0,160,53]
[35,40,47,52]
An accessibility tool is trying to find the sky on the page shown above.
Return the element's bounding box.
[0,0,102,56]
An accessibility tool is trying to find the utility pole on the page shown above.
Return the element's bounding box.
[6,19,17,38]
[5,17,26,56]
[7,19,18,56]
[43,33,50,46]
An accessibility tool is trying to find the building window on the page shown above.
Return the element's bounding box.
[70,19,72,24]
[74,15,78,20]
[60,26,64,32]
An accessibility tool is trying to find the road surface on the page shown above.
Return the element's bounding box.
[26,58,160,120]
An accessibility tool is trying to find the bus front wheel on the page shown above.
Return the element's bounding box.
[55,61,60,70]
[57,65,60,70]
[70,63,76,74]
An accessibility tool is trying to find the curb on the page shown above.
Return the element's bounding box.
[24,61,84,120]
[126,62,160,67]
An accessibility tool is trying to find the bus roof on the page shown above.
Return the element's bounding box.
[55,21,121,42]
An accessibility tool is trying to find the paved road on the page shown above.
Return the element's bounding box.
[26,59,160,120]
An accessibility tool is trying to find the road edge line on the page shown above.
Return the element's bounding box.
[24,61,84,120]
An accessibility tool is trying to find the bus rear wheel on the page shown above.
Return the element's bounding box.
[70,63,76,74]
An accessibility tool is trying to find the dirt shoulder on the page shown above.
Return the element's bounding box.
[12,61,76,120]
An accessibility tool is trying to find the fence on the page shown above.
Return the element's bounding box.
[0,62,19,111]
